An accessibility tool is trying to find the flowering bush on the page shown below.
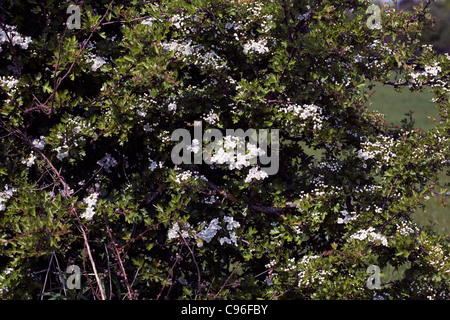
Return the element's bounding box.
[0,0,449,300]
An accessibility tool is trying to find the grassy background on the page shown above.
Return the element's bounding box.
[369,83,449,236]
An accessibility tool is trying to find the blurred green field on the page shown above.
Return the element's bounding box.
[369,83,449,236]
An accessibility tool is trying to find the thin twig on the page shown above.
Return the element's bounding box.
[180,234,202,299]
[156,248,182,300]
[106,226,134,300]
[212,262,241,299]
[40,251,55,300]
[74,207,107,300]
[104,244,113,300]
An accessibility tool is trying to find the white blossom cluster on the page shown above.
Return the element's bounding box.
[408,279,448,300]
[203,110,219,125]
[141,17,155,26]
[32,136,46,150]
[219,216,241,246]
[167,222,191,240]
[167,101,177,112]
[206,135,269,183]
[97,153,118,173]
[85,52,106,71]
[173,169,207,184]
[298,268,329,288]
[0,267,13,295]
[81,192,99,220]
[315,159,342,172]
[197,218,221,245]
[159,130,172,143]
[410,62,442,85]
[244,166,268,183]
[209,136,266,170]
[297,184,344,204]
[148,158,164,171]
[166,218,219,246]
[337,209,359,224]
[22,136,45,167]
[222,2,273,41]
[21,152,37,167]
[295,255,330,288]
[243,38,269,55]
[350,227,388,246]
[424,63,442,77]
[167,215,241,247]
[264,253,331,289]
[187,138,201,154]
[161,39,228,70]
[170,13,191,30]
[278,103,323,130]
[357,135,397,165]
[395,219,416,236]
[0,185,15,211]
[54,145,69,160]
[203,195,217,205]
[0,76,19,92]
[424,241,449,275]
[0,24,32,52]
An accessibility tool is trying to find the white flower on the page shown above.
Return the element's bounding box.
[167,223,191,240]
[350,227,388,246]
[224,216,240,230]
[0,25,32,50]
[424,63,441,77]
[175,170,192,183]
[357,149,372,160]
[209,136,265,171]
[54,145,69,160]
[143,123,153,132]
[22,152,37,167]
[141,17,155,26]
[86,53,106,71]
[97,153,118,172]
[187,139,201,154]
[0,76,19,92]
[204,195,216,204]
[219,231,238,246]
[204,111,219,125]
[81,192,99,220]
[168,102,177,111]
[161,39,228,70]
[0,185,15,211]
[337,210,358,224]
[210,147,233,165]
[279,103,323,130]
[137,110,146,117]
[245,166,268,183]
[197,218,221,243]
[243,39,269,55]
[167,225,179,240]
[148,158,164,171]
[32,137,46,150]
